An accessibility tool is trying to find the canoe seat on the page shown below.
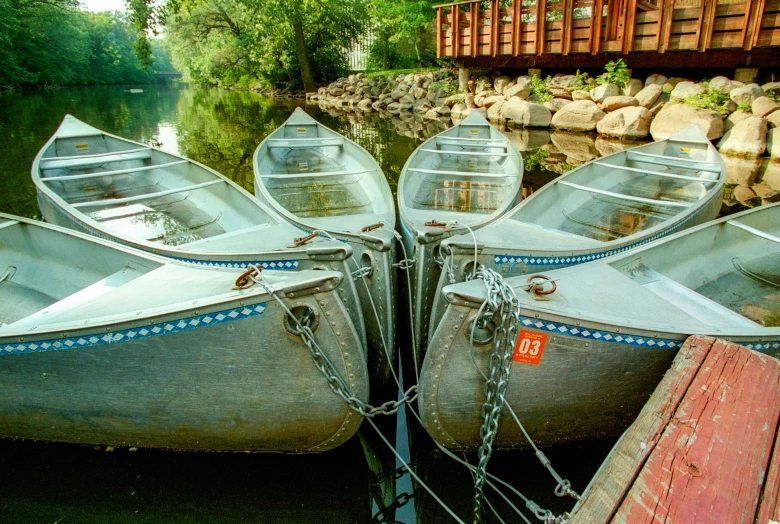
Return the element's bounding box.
[421,148,512,157]
[626,151,721,173]
[436,137,507,148]
[408,167,514,179]
[257,168,374,179]
[41,149,153,171]
[266,138,344,149]
[6,266,143,329]
[41,160,188,182]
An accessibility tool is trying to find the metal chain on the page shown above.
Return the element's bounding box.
[351,265,373,280]
[392,258,415,269]
[250,270,417,418]
[371,491,416,523]
[472,267,521,524]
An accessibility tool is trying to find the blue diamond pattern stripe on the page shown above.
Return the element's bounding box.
[169,257,299,270]
[517,315,683,350]
[494,212,696,266]
[0,303,267,356]
[517,316,780,354]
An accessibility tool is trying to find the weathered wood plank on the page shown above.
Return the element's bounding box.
[700,0,716,50]
[615,339,780,523]
[568,336,715,524]
[624,0,639,52]
[536,0,547,54]
[710,30,749,47]
[591,0,604,53]
[755,418,780,522]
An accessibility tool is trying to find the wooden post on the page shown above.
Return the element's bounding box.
[744,0,766,50]
[536,0,547,55]
[700,0,717,51]
[623,0,638,53]
[471,2,478,57]
[437,7,443,58]
[453,5,461,58]
[513,0,522,55]
[562,0,573,55]
[658,0,675,52]
[592,0,604,54]
[492,0,500,56]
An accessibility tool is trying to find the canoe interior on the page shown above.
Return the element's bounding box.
[40,133,274,247]
[508,137,721,242]
[0,219,157,327]
[402,119,522,226]
[611,206,780,328]
[256,121,393,226]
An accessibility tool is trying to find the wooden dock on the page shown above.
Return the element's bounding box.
[435,0,780,68]
[569,336,780,523]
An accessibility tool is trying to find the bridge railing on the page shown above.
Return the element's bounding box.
[435,0,780,58]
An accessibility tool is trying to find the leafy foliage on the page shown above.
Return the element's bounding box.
[596,59,630,88]
[569,69,594,92]
[367,0,436,71]
[0,0,164,88]
[163,0,367,91]
[681,81,732,115]
[529,75,553,102]
[523,148,549,171]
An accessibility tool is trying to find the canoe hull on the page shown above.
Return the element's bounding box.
[420,305,780,449]
[429,192,723,338]
[0,290,367,451]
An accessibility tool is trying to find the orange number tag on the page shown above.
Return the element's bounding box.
[513,330,547,365]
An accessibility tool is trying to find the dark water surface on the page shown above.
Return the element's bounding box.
[0,84,743,523]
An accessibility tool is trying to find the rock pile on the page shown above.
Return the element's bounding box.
[307,70,780,206]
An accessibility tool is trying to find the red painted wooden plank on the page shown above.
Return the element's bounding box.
[614,340,780,524]
[755,417,780,522]
[568,336,715,524]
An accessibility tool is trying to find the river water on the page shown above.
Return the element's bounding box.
[0,84,761,523]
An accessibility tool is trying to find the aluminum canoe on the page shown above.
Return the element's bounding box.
[429,124,726,342]
[31,115,366,354]
[0,213,367,451]
[397,110,524,362]
[254,108,397,384]
[421,202,780,450]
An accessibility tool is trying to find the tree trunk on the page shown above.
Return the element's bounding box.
[292,16,316,93]
[382,34,389,70]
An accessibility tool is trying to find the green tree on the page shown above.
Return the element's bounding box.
[140,0,368,91]
[368,0,435,69]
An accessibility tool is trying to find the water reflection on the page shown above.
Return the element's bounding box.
[0,85,776,523]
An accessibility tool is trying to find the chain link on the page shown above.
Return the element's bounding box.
[372,491,416,523]
[392,258,415,269]
[251,271,417,418]
[351,266,373,280]
[472,267,521,524]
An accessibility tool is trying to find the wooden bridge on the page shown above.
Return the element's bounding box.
[435,0,780,69]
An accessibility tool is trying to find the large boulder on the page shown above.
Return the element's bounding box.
[663,77,687,93]
[547,75,578,99]
[475,75,493,94]
[544,98,571,113]
[551,100,606,131]
[479,94,506,108]
[717,116,767,157]
[504,81,531,100]
[450,103,467,119]
[493,75,512,95]
[645,73,668,87]
[600,96,639,112]
[769,111,780,128]
[763,160,780,191]
[723,155,763,186]
[634,84,663,108]
[624,78,643,97]
[709,76,743,94]
[487,99,506,121]
[752,96,780,118]
[500,98,552,127]
[571,90,592,101]
[730,84,765,106]
[596,106,653,139]
[649,104,724,140]
[670,81,706,102]
[724,110,753,133]
[590,83,620,104]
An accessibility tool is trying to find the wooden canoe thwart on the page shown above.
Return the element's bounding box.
[570,336,780,523]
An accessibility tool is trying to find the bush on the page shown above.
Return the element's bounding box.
[529,75,553,102]
[596,59,630,88]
